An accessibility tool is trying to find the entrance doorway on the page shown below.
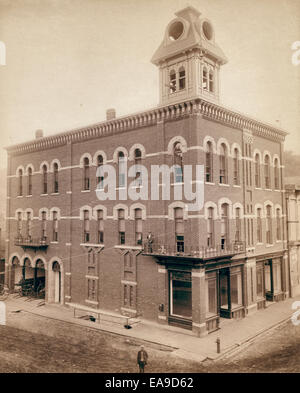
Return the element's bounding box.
[219,266,243,319]
[169,271,192,322]
[52,261,61,303]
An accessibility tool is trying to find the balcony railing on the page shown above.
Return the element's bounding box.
[14,236,49,249]
[143,241,245,259]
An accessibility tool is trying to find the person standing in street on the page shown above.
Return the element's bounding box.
[137,345,148,373]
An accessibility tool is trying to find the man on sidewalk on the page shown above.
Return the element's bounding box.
[137,345,148,373]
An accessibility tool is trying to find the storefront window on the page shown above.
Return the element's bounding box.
[170,271,192,319]
[205,272,217,316]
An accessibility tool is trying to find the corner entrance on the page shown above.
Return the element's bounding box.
[169,271,192,329]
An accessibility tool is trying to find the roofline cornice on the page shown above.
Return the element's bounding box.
[5,98,288,156]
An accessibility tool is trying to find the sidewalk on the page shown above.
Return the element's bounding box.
[4,294,300,363]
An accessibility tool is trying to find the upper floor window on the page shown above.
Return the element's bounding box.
[202,67,208,90]
[264,155,271,189]
[179,66,186,90]
[118,209,125,244]
[169,69,176,93]
[26,212,32,238]
[276,208,281,241]
[96,155,104,190]
[83,210,90,243]
[209,71,214,92]
[53,163,59,193]
[266,205,272,244]
[53,211,58,242]
[28,167,32,195]
[17,212,22,237]
[257,208,262,243]
[42,165,48,194]
[205,142,213,183]
[255,154,260,188]
[83,157,90,190]
[219,144,227,184]
[134,149,142,186]
[274,158,280,190]
[135,208,143,245]
[174,207,184,252]
[235,207,241,242]
[18,169,23,196]
[220,203,229,249]
[173,142,183,183]
[97,209,104,244]
[207,207,214,247]
[233,148,240,185]
[41,211,47,240]
[118,152,126,188]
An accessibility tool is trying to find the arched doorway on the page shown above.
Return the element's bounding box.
[22,257,34,280]
[52,261,61,303]
[34,259,46,299]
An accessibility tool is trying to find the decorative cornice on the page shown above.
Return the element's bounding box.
[5,98,288,156]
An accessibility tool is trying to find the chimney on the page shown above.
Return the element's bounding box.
[106,108,116,121]
[35,129,43,139]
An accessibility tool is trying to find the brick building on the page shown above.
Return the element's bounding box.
[4,6,291,336]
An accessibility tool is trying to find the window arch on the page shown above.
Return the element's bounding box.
[173,142,183,183]
[83,157,90,190]
[233,148,240,185]
[219,143,228,184]
[264,155,271,189]
[179,66,186,90]
[18,168,23,196]
[255,153,261,188]
[169,69,176,93]
[42,164,48,194]
[274,158,280,190]
[205,141,213,182]
[53,162,59,193]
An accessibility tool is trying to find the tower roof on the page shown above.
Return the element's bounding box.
[151,6,227,66]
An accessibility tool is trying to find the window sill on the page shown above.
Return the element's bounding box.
[40,194,48,197]
[115,187,126,190]
[51,193,60,196]
[114,244,143,250]
[266,244,274,247]
[233,185,241,188]
[171,182,184,186]
[276,240,283,243]
[81,189,91,193]
[80,243,104,248]
[16,196,23,198]
[255,187,262,190]
[265,188,272,191]
[219,183,230,187]
[50,241,59,244]
[26,195,32,198]
[205,182,215,185]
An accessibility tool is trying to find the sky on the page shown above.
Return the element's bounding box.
[0,0,299,168]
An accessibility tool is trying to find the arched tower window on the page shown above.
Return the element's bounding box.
[134,149,142,186]
[96,155,104,190]
[264,155,271,189]
[118,152,126,188]
[219,144,228,184]
[18,169,23,196]
[42,165,48,194]
[83,157,90,190]
[205,142,213,183]
[173,142,183,183]
[169,69,176,93]
[53,163,59,193]
[179,66,186,90]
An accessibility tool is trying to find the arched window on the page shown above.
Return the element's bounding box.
[118,152,126,188]
[135,208,143,245]
[175,207,184,252]
[255,154,260,188]
[53,163,59,193]
[209,71,214,92]
[118,209,125,244]
[205,142,213,182]
[266,205,272,244]
[170,69,176,93]
[42,165,48,194]
[207,207,214,247]
[173,142,183,183]
[235,208,241,242]
[96,155,104,190]
[264,155,271,189]
[83,210,90,243]
[41,211,47,240]
[18,169,23,196]
[134,149,142,186]
[97,209,104,244]
[233,148,239,185]
[219,144,227,184]
[26,211,32,239]
[17,212,22,238]
[276,208,281,241]
[28,167,32,195]
[202,67,208,90]
[53,211,58,242]
[274,158,280,190]
[179,66,186,90]
[83,157,90,190]
[257,208,262,243]
[220,203,229,249]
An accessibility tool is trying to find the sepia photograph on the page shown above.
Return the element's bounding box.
[0,0,299,380]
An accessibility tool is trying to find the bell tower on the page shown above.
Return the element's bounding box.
[151,6,227,105]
